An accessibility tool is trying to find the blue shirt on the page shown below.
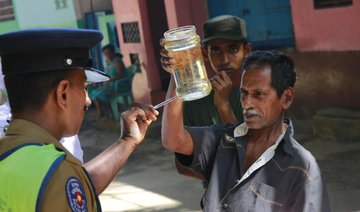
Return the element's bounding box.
[176,119,331,211]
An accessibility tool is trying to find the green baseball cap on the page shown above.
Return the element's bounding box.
[202,15,247,43]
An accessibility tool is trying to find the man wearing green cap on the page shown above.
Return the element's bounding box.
[0,28,158,211]
[160,15,252,180]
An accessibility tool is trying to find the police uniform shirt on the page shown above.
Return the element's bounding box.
[175,119,331,211]
[0,102,84,163]
[0,119,99,211]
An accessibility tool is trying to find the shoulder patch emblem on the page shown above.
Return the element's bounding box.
[66,177,88,212]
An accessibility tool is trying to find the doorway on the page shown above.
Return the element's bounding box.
[146,0,170,91]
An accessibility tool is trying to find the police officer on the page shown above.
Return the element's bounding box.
[0,28,158,211]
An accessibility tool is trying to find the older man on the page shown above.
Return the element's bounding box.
[162,50,330,211]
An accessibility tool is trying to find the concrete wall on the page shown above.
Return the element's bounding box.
[290,0,360,51]
[0,20,19,33]
[14,0,77,29]
[112,0,162,104]
[289,51,360,118]
[164,0,215,78]
[0,0,78,33]
[72,0,113,20]
[164,0,208,39]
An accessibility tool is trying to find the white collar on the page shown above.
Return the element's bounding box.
[233,122,288,139]
[233,122,249,138]
[234,122,288,185]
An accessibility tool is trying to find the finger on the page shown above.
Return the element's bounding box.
[137,119,152,133]
[220,71,232,83]
[162,64,173,72]
[138,118,152,126]
[160,56,175,66]
[159,47,168,57]
[122,107,145,122]
[135,104,159,120]
[211,80,220,91]
[210,75,219,82]
[216,71,232,86]
[160,38,165,46]
[160,48,173,58]
[136,110,148,122]
[160,58,175,72]
[219,71,229,80]
[148,105,159,116]
[213,75,225,85]
[141,105,159,121]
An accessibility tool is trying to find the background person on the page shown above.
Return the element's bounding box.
[90,44,129,121]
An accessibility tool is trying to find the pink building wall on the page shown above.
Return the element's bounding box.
[290,0,360,51]
[164,0,214,77]
[112,0,161,104]
[164,0,208,38]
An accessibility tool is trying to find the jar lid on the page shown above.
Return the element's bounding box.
[164,25,197,41]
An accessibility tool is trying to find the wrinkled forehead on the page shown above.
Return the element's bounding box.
[241,66,272,88]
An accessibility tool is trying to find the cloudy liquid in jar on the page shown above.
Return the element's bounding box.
[164,25,211,101]
[170,46,211,101]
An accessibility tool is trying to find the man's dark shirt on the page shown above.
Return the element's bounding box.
[176,119,331,211]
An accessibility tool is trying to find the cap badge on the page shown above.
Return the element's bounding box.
[65,58,73,66]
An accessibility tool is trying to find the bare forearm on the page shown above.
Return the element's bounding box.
[84,139,136,194]
[84,104,158,194]
[217,102,238,124]
[161,77,193,155]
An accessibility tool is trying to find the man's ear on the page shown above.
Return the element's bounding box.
[55,80,71,110]
[282,87,294,110]
[201,47,209,62]
[244,43,252,57]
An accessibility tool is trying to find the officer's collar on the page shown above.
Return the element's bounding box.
[6,119,83,165]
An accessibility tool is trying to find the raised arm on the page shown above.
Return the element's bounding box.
[84,105,158,194]
[159,39,194,156]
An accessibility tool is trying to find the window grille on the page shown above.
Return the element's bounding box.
[0,0,15,22]
[314,0,352,9]
[121,22,141,43]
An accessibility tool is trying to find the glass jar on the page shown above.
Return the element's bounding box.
[164,25,211,101]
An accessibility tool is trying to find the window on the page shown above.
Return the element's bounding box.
[314,0,353,9]
[121,22,141,43]
[0,0,15,22]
